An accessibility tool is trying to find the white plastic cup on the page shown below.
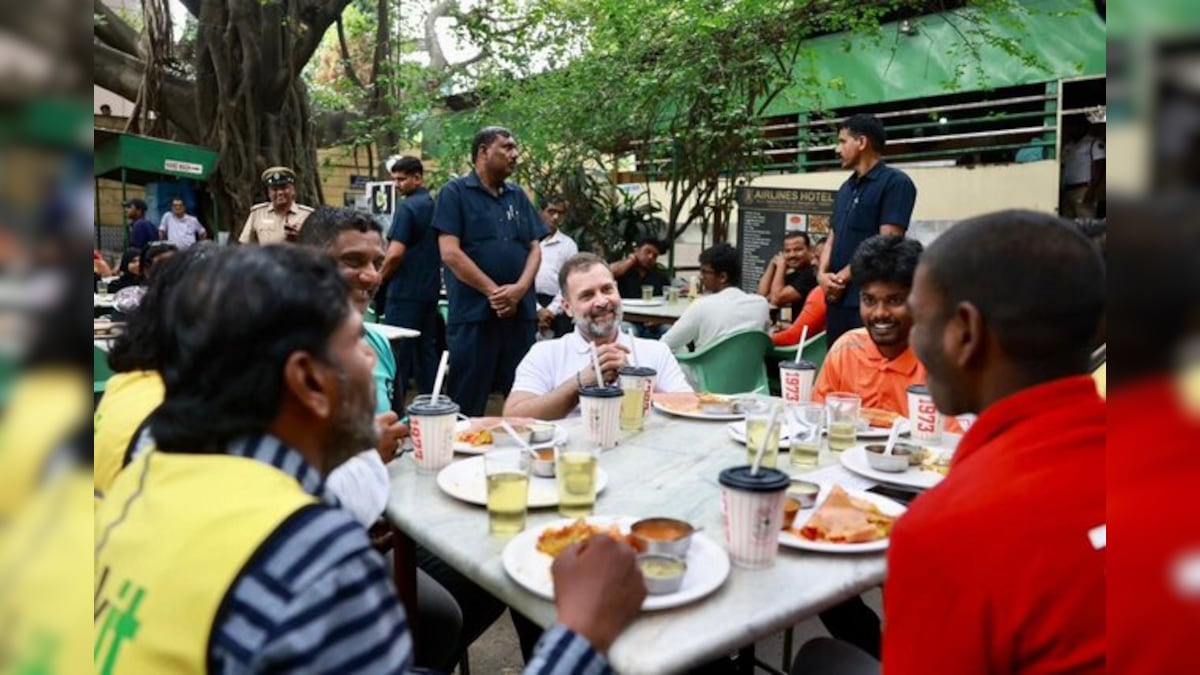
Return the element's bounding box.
[407,395,460,473]
[779,360,817,404]
[579,385,623,449]
[718,466,790,568]
[906,384,942,443]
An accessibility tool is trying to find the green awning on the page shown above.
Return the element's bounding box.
[767,0,1106,115]
[94,130,218,185]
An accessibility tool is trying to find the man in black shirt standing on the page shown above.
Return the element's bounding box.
[818,114,917,347]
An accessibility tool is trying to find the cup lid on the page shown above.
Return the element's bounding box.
[579,385,623,399]
[718,466,790,492]
[780,360,816,371]
[617,366,657,377]
[906,384,929,395]
[407,398,460,416]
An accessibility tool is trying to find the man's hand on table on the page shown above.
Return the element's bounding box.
[375,411,408,463]
[552,534,646,654]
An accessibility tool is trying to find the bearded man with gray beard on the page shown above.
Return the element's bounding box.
[504,253,693,420]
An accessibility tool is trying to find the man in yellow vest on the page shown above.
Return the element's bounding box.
[94,245,645,673]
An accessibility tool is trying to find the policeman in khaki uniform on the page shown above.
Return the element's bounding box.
[238,166,314,244]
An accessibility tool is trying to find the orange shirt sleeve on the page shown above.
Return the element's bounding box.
[771,287,827,346]
[812,335,847,404]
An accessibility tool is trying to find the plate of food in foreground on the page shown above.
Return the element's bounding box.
[502,516,730,610]
[778,485,906,554]
[652,392,750,421]
[453,417,566,454]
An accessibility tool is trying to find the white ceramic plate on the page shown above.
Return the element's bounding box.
[436,456,608,508]
[453,419,568,455]
[778,487,906,553]
[502,516,730,610]
[623,299,665,308]
[839,444,946,490]
[651,395,748,421]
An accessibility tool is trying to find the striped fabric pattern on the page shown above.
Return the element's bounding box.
[209,435,608,674]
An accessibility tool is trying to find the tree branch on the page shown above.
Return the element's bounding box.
[177,0,201,18]
[94,39,199,139]
[93,0,142,58]
[335,15,364,89]
[291,0,354,75]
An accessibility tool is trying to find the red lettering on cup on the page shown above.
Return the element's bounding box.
[412,419,424,460]
[782,370,802,403]
[916,398,938,434]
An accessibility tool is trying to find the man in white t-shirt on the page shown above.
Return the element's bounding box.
[661,242,770,353]
[505,253,692,419]
[534,195,578,339]
[1059,115,1105,219]
[158,198,208,248]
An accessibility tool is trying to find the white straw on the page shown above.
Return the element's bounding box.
[589,343,604,387]
[750,403,781,476]
[431,350,450,404]
[625,327,640,367]
[884,416,906,456]
[795,325,808,363]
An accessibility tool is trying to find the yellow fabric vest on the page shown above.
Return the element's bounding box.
[94,450,318,675]
[93,370,164,498]
[0,470,92,675]
[0,368,91,521]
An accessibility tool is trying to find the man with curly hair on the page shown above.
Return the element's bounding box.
[813,234,925,417]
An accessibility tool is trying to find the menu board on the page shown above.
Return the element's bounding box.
[735,186,836,294]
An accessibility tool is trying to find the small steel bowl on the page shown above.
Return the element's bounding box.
[864,443,916,473]
[529,422,556,444]
[787,480,821,509]
[490,424,533,447]
[781,497,802,530]
[630,517,695,557]
[531,447,556,478]
[638,554,687,595]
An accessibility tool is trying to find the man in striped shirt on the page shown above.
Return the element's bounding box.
[94,245,645,674]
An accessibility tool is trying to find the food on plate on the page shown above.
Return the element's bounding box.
[630,517,694,556]
[639,555,686,579]
[781,497,802,530]
[536,519,642,558]
[653,392,702,412]
[860,407,901,428]
[797,486,896,543]
[455,428,494,447]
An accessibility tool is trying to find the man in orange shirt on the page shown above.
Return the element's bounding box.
[813,234,924,417]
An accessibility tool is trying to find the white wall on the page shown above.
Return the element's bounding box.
[641,160,1060,270]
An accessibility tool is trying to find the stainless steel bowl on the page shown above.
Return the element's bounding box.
[787,480,821,509]
[490,424,533,447]
[630,517,695,557]
[530,447,556,477]
[528,423,556,444]
[864,443,915,473]
[638,554,687,594]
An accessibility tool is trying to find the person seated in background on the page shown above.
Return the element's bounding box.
[771,285,827,346]
[792,210,1106,674]
[756,231,817,319]
[93,250,114,277]
[812,234,926,417]
[661,243,770,353]
[95,245,647,674]
[610,237,672,338]
[506,252,692,420]
[104,248,142,294]
[109,242,177,318]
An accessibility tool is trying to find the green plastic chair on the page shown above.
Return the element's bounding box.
[770,330,829,374]
[94,344,115,394]
[674,330,774,395]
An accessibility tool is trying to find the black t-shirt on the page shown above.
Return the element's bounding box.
[784,267,817,317]
[617,266,672,299]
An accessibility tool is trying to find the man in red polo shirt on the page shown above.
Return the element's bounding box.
[791,210,1106,674]
[888,210,1106,672]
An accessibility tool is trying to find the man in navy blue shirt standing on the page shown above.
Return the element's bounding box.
[434,127,548,416]
[818,114,917,347]
[382,156,441,406]
[125,198,158,250]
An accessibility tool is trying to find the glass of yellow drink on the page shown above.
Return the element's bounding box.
[484,450,530,535]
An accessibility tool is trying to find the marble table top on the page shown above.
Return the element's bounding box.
[386,405,903,673]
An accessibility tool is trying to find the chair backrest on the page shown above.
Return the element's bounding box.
[675,330,774,394]
[94,344,115,394]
